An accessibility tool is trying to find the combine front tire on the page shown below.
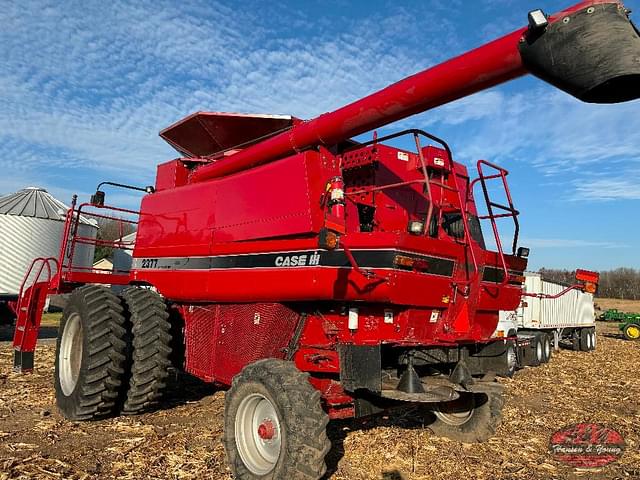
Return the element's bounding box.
[120,287,172,414]
[224,359,331,480]
[54,285,127,421]
[427,382,504,443]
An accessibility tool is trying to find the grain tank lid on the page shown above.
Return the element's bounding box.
[0,187,94,225]
[159,111,301,158]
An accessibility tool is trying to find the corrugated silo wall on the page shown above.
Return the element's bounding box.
[0,216,96,295]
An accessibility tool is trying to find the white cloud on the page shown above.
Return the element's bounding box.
[0,0,449,187]
[572,175,640,201]
[521,238,630,249]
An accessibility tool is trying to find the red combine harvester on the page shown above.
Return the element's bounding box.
[12,2,637,478]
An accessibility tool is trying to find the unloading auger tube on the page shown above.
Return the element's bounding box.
[190,0,640,183]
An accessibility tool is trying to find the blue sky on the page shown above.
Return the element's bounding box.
[1,0,639,271]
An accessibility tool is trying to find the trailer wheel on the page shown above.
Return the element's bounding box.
[532,334,544,365]
[579,328,592,352]
[426,382,504,443]
[502,342,517,378]
[591,329,597,350]
[54,285,127,421]
[224,359,330,479]
[541,334,552,364]
[120,287,172,414]
[623,323,640,341]
[572,329,581,351]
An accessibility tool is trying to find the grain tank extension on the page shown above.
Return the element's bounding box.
[12,2,639,479]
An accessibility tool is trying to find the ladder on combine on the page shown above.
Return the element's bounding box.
[12,195,138,372]
[470,159,520,286]
[12,257,59,372]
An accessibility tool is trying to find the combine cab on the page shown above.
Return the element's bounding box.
[12,2,640,479]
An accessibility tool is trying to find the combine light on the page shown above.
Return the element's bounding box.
[408,220,425,235]
[528,9,548,31]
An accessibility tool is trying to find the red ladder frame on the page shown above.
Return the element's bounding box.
[12,196,140,372]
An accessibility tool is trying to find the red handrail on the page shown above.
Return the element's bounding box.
[470,160,520,286]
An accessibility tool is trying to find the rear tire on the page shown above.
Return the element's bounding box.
[426,382,504,443]
[579,328,591,352]
[532,334,544,365]
[501,342,517,378]
[54,285,127,421]
[540,334,552,363]
[224,359,331,479]
[623,323,640,341]
[120,287,172,414]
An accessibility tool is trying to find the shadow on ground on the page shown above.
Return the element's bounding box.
[155,370,218,411]
[602,332,627,341]
[323,405,430,479]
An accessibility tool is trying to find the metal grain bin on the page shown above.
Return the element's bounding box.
[0,187,98,295]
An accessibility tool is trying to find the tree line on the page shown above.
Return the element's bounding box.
[539,267,640,300]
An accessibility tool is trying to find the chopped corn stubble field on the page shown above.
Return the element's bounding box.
[1,300,639,479]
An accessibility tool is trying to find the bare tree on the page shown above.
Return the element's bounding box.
[94,217,136,262]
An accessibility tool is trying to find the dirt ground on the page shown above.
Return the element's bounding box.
[595,298,640,315]
[1,301,639,479]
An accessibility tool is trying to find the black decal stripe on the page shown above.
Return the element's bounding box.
[134,250,455,277]
[482,267,524,284]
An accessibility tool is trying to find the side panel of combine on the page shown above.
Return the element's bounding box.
[180,303,300,384]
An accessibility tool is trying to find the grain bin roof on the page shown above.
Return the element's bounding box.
[0,187,94,225]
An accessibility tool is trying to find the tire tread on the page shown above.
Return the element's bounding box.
[55,285,127,420]
[120,287,172,414]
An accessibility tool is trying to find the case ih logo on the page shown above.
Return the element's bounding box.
[549,423,625,468]
[274,253,321,267]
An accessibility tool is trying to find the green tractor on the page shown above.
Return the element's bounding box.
[598,309,640,340]
[611,312,640,341]
[620,318,640,341]
[599,309,631,322]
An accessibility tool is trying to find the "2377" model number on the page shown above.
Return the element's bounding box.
[140,258,159,268]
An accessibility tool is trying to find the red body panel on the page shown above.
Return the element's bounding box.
[131,138,527,365]
[136,151,330,258]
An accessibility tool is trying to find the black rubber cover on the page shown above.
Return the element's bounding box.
[520,3,640,103]
[338,344,382,393]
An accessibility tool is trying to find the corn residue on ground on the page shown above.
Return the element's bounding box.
[1,319,639,479]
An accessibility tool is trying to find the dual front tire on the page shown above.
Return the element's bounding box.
[55,285,172,420]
